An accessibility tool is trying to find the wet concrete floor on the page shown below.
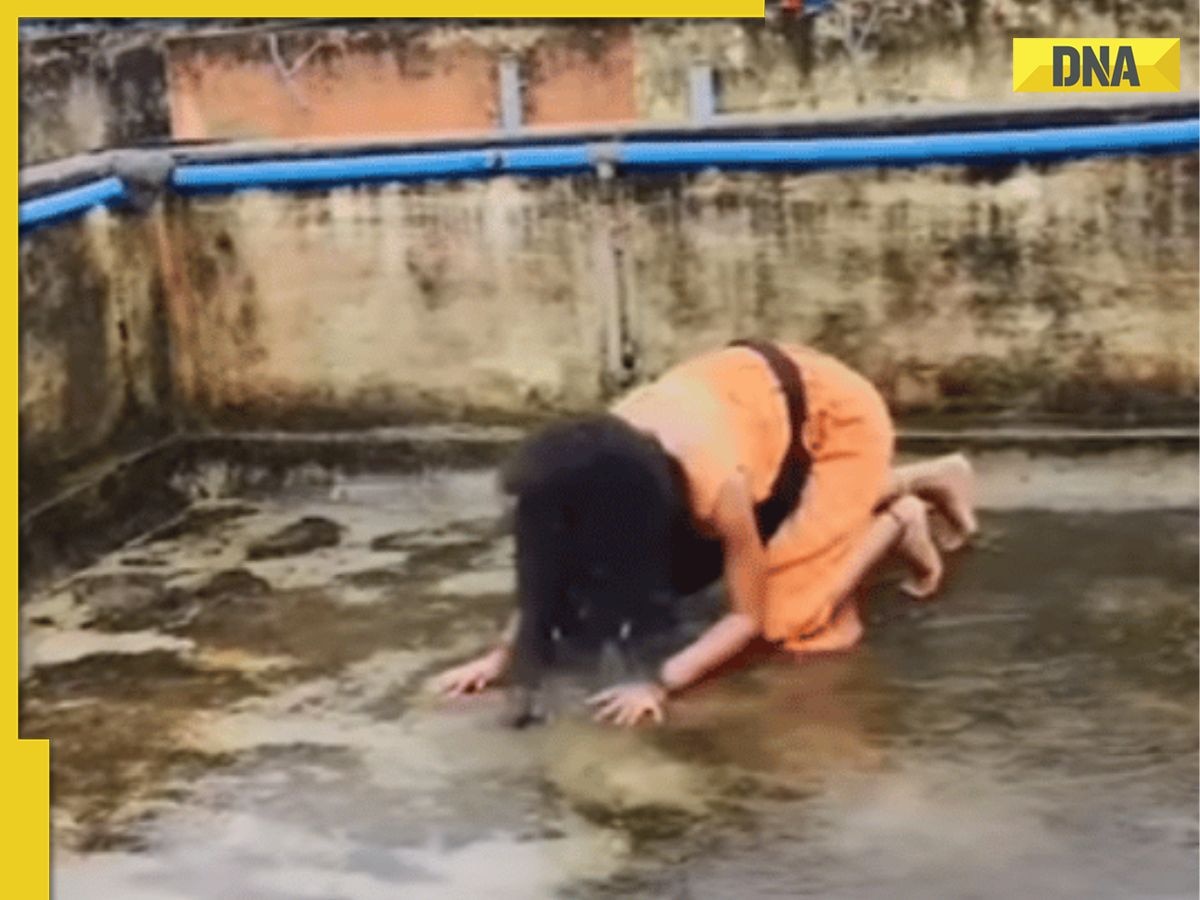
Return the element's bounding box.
[19,451,1199,899]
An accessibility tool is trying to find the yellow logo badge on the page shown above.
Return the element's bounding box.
[1013,38,1180,92]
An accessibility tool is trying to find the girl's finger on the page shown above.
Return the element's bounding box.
[593,699,620,722]
[606,700,632,724]
[651,703,665,724]
[456,674,481,696]
[586,689,617,706]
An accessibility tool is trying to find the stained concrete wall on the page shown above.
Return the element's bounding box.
[158,152,1199,430]
[19,32,170,166]
[636,4,1199,119]
[621,155,1200,421]
[19,210,173,503]
[158,181,614,427]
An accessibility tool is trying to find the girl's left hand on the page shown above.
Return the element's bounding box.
[586,682,667,727]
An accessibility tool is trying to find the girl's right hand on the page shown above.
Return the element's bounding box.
[432,649,508,697]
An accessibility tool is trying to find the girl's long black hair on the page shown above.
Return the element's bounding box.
[500,414,685,702]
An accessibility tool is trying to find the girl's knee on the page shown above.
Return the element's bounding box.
[783,604,863,655]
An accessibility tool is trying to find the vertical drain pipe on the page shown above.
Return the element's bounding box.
[611,187,640,389]
[592,144,639,393]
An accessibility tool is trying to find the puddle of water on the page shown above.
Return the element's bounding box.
[21,628,194,676]
[433,568,515,597]
[19,468,1200,898]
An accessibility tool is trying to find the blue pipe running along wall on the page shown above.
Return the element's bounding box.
[19,117,1200,231]
[19,176,127,229]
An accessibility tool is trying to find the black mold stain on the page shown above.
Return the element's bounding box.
[186,251,220,300]
[19,223,116,461]
[810,305,869,368]
[881,244,927,320]
[104,42,170,149]
[246,516,344,560]
[19,31,170,164]
[146,271,175,414]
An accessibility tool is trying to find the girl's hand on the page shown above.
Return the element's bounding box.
[433,649,507,697]
[587,682,667,727]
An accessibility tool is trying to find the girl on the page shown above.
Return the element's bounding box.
[434,340,976,726]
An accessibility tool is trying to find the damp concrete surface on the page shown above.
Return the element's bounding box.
[19,448,1199,899]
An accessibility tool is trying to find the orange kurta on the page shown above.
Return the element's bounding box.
[612,343,895,654]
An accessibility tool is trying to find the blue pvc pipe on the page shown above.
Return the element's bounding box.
[168,119,1198,194]
[19,176,127,229]
[19,118,1200,219]
[499,144,593,175]
[616,119,1200,171]
[173,148,496,190]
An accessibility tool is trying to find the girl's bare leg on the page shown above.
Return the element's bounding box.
[881,453,977,551]
[825,495,943,606]
[887,495,944,597]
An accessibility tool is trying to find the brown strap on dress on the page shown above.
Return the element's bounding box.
[727,339,812,544]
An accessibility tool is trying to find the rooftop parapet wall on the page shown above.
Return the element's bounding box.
[158,152,1198,431]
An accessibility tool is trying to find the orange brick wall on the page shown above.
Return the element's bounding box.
[165,27,639,143]
[523,28,637,127]
[166,32,499,142]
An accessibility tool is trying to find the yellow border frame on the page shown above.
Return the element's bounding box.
[11,15,50,899]
[17,4,764,17]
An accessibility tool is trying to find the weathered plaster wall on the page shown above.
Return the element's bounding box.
[19,210,173,503]
[635,3,1199,120]
[621,155,1199,421]
[158,181,615,427]
[157,153,1198,429]
[19,32,170,165]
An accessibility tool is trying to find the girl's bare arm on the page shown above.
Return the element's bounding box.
[498,610,520,652]
[657,476,766,693]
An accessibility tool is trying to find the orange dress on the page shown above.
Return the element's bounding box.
[612,343,895,654]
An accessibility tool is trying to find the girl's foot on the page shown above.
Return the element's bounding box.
[888,495,944,599]
[907,453,977,552]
